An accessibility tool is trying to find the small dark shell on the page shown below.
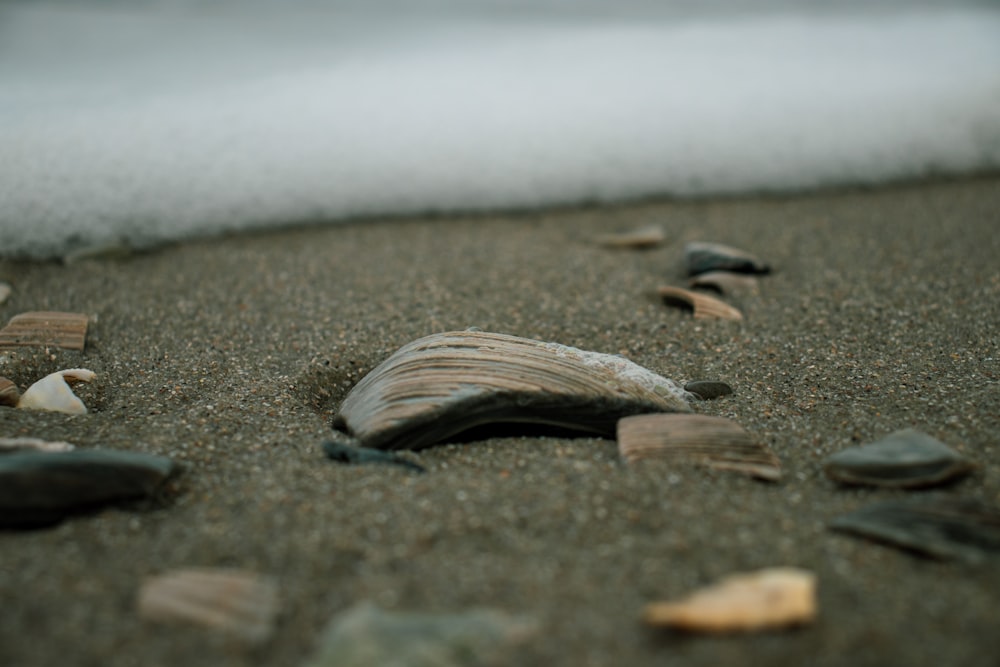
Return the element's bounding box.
[0,449,179,528]
[685,242,770,277]
[0,377,19,407]
[683,380,733,400]
[689,271,760,295]
[824,429,974,489]
[829,496,1000,563]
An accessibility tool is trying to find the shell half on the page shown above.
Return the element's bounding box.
[138,568,280,644]
[618,414,781,481]
[829,497,1000,563]
[824,429,974,488]
[333,331,693,451]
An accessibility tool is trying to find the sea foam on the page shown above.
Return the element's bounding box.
[1,1,999,258]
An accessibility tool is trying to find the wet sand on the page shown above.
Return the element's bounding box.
[2,177,999,666]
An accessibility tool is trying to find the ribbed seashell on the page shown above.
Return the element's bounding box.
[0,449,178,527]
[658,286,743,321]
[643,567,817,633]
[0,376,19,407]
[17,368,95,414]
[138,568,280,644]
[829,497,1000,563]
[0,311,89,350]
[333,331,693,451]
[824,429,974,488]
[0,437,75,454]
[595,224,665,248]
[618,414,781,481]
[689,271,760,295]
[684,241,770,276]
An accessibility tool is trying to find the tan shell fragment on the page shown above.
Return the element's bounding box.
[138,568,280,644]
[334,331,693,451]
[595,224,665,248]
[0,376,19,407]
[17,369,96,414]
[618,413,781,481]
[658,286,743,321]
[0,311,89,350]
[643,567,817,633]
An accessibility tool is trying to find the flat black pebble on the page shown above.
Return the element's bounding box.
[0,449,179,528]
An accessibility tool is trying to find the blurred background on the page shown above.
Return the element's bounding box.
[1,0,998,257]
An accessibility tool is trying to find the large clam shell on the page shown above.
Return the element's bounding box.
[332,331,693,451]
[0,311,89,350]
[0,449,178,527]
[829,497,1000,563]
[824,429,974,489]
[138,568,280,643]
[618,414,781,481]
[643,567,817,633]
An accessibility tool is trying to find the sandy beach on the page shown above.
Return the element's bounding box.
[2,176,999,666]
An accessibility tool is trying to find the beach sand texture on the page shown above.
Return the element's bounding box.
[1,177,999,665]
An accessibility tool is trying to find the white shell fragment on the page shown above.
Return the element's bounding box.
[138,568,281,644]
[334,331,693,451]
[0,437,75,454]
[0,282,10,305]
[643,567,817,633]
[17,369,96,414]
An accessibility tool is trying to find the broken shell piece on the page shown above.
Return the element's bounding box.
[0,282,10,306]
[138,568,280,644]
[0,311,89,350]
[618,414,781,481]
[658,286,743,321]
[683,380,733,400]
[17,368,95,414]
[824,429,974,489]
[829,497,1000,563]
[689,271,760,295]
[0,376,19,407]
[595,224,665,249]
[0,449,178,528]
[333,331,693,451]
[643,567,817,633]
[304,602,537,667]
[685,241,770,276]
[0,437,75,454]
